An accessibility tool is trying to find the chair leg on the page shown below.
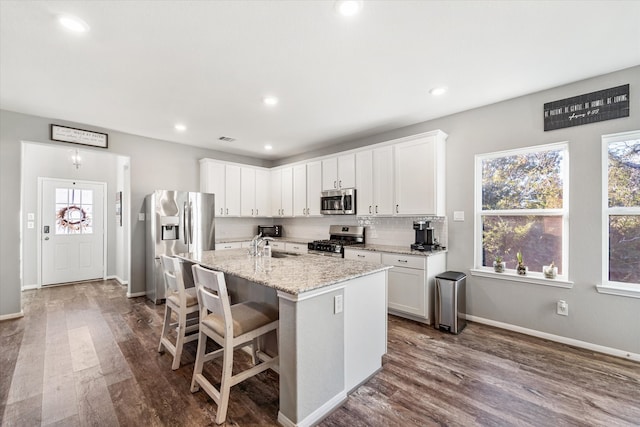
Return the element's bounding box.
[172,310,188,370]
[251,337,259,365]
[190,331,207,393]
[158,305,172,353]
[215,344,234,424]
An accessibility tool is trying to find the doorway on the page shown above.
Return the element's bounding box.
[39,178,106,285]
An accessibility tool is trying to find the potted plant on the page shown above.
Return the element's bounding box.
[516,251,527,275]
[493,255,506,273]
[543,261,558,279]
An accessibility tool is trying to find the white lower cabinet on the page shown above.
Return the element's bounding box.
[216,242,244,250]
[345,249,446,324]
[344,249,381,263]
[285,242,307,254]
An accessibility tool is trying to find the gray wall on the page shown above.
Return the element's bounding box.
[2,66,639,356]
[0,109,268,315]
[280,65,640,355]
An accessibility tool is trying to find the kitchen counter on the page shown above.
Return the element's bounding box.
[350,243,448,256]
[177,249,388,426]
[215,236,311,245]
[180,249,389,295]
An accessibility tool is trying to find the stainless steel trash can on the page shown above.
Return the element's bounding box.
[434,271,467,334]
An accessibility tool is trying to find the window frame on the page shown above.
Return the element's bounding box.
[473,142,570,285]
[599,130,640,298]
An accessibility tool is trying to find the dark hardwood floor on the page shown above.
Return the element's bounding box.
[1,280,638,426]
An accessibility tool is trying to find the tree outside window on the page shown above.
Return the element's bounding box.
[605,135,640,286]
[476,143,568,275]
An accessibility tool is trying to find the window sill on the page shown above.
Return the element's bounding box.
[596,282,640,299]
[469,268,574,289]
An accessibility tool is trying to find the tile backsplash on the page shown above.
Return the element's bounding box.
[216,215,448,248]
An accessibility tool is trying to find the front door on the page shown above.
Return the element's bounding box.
[41,178,105,285]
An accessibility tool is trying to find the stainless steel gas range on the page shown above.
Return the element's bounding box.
[307,225,365,258]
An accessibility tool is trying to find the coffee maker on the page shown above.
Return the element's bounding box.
[411,220,437,251]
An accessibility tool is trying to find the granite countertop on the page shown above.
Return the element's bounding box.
[216,237,311,245]
[347,243,448,257]
[178,249,391,295]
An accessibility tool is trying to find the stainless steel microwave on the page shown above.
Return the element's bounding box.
[320,188,356,215]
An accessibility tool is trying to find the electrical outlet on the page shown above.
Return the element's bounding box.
[557,300,568,316]
[334,295,343,314]
[138,213,145,221]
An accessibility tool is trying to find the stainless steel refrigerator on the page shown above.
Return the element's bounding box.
[145,190,215,303]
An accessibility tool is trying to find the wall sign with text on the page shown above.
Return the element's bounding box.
[50,124,109,148]
[543,84,630,131]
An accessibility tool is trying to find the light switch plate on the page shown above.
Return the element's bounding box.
[138,213,146,221]
[334,295,343,314]
[27,213,35,220]
[27,221,34,229]
[453,211,465,221]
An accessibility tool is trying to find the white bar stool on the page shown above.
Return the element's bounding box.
[157,255,200,370]
[190,264,279,425]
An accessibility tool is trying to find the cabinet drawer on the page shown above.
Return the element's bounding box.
[285,243,307,254]
[269,241,285,251]
[344,249,382,263]
[216,242,242,250]
[381,253,425,270]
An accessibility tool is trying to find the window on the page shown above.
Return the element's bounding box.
[602,131,640,289]
[475,143,569,278]
[55,187,93,234]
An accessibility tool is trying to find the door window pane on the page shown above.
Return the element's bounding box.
[55,188,93,234]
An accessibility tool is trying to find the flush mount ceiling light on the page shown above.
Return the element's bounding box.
[429,86,448,96]
[335,0,363,17]
[58,14,90,33]
[263,96,279,106]
[264,144,273,151]
[174,123,187,132]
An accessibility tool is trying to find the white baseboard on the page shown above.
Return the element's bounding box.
[21,284,38,290]
[127,291,146,298]
[106,275,129,286]
[0,310,24,321]
[465,314,640,363]
[277,391,347,427]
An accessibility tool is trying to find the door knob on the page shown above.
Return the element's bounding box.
[44,237,50,240]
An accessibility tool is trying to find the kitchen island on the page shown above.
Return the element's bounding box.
[178,249,390,427]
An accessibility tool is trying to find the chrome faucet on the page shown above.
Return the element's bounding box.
[248,232,263,257]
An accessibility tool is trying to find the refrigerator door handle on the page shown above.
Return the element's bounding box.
[183,201,189,244]
[189,201,194,244]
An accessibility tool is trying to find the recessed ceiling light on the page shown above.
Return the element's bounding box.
[335,0,363,17]
[429,86,448,96]
[264,145,273,151]
[58,14,90,33]
[174,123,187,132]
[263,96,279,106]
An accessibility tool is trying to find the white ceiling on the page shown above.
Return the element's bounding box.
[1,1,639,160]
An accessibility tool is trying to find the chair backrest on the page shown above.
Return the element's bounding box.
[160,255,185,294]
[192,265,233,337]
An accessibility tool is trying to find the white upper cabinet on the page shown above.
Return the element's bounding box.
[255,169,271,217]
[306,161,322,216]
[241,166,270,217]
[241,167,256,217]
[272,167,293,217]
[322,153,356,190]
[200,159,240,216]
[356,147,393,216]
[394,131,446,216]
[293,164,307,217]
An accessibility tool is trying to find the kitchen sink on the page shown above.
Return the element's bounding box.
[271,252,301,258]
